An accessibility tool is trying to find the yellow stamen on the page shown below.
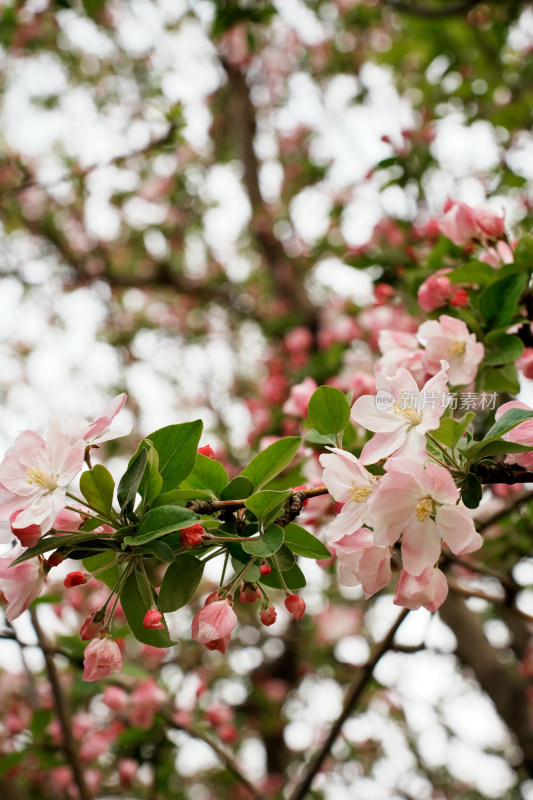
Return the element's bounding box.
[415,497,434,522]
[393,402,422,426]
[348,484,373,503]
[450,340,466,356]
[26,467,58,493]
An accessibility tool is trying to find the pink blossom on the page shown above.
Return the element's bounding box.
[376,330,426,385]
[284,326,313,353]
[475,207,506,240]
[260,605,277,626]
[0,429,85,533]
[319,447,377,542]
[352,364,449,465]
[369,458,482,575]
[130,678,167,728]
[494,400,533,470]
[393,566,449,611]
[282,377,318,417]
[101,685,129,711]
[82,636,122,681]
[285,593,305,620]
[191,598,237,652]
[0,544,46,620]
[143,609,165,629]
[418,315,484,386]
[53,393,132,448]
[10,510,41,548]
[417,273,453,312]
[438,201,479,246]
[334,530,392,596]
[479,240,514,267]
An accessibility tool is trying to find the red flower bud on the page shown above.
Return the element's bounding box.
[285,593,305,620]
[259,563,272,576]
[143,609,165,629]
[47,551,65,568]
[260,605,277,626]
[198,445,214,458]
[64,571,88,588]
[180,524,206,548]
[239,582,261,604]
[80,613,104,641]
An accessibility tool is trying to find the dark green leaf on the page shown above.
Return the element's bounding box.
[483,334,524,366]
[240,437,301,490]
[83,551,119,590]
[480,363,520,394]
[284,523,332,559]
[483,408,533,440]
[138,444,163,506]
[259,561,306,590]
[461,473,483,509]
[181,454,228,498]
[273,544,296,571]
[138,540,176,562]
[304,429,337,446]
[142,421,203,493]
[241,524,284,557]
[80,465,115,515]
[479,273,527,328]
[120,570,174,647]
[446,261,496,285]
[152,489,212,507]
[307,386,351,435]
[221,476,254,500]
[123,505,200,546]
[244,489,292,528]
[11,532,111,564]
[117,448,147,513]
[158,554,205,612]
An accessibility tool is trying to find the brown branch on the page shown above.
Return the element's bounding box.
[165,714,266,800]
[288,608,410,800]
[439,592,533,775]
[187,485,330,515]
[29,608,92,800]
[476,489,533,532]
[475,462,533,484]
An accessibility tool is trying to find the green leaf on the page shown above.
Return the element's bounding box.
[283,522,332,559]
[241,524,284,557]
[244,489,292,528]
[447,261,497,285]
[138,444,163,507]
[181,454,228,498]
[470,441,533,460]
[483,334,524,366]
[483,408,533,440]
[11,532,113,564]
[259,560,306,590]
[158,554,205,612]
[272,544,296,571]
[307,386,351,435]
[138,540,176,562]
[117,448,147,513]
[123,505,200,546]
[83,551,119,590]
[120,570,174,647]
[453,412,476,447]
[479,273,527,328]
[431,416,457,449]
[304,429,337,447]
[80,465,115,515]
[512,232,533,270]
[142,420,203,493]
[482,364,520,394]
[221,476,254,500]
[461,473,483,509]
[241,437,301,490]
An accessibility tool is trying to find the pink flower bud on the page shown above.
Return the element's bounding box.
[284,593,305,620]
[80,613,104,641]
[192,598,237,653]
[239,582,261,604]
[82,636,122,682]
[450,288,469,307]
[260,605,277,626]
[180,524,206,547]
[143,609,165,629]
[64,571,88,588]
[198,445,214,458]
[102,685,129,711]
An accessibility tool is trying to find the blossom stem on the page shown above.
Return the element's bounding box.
[65,492,119,526]
[219,550,230,587]
[222,557,256,597]
[271,554,289,593]
[426,434,460,471]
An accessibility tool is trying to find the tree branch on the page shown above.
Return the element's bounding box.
[29,608,92,800]
[288,608,410,800]
[474,462,533,484]
[187,485,329,515]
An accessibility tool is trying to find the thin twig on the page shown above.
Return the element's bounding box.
[165,714,266,800]
[288,608,410,800]
[29,608,92,800]
[187,485,329,515]
[447,578,533,625]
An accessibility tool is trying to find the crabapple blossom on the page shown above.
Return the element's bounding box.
[369,458,482,575]
[351,363,449,465]
[0,428,85,533]
[191,598,238,653]
[0,544,47,620]
[285,593,305,620]
[438,201,505,247]
[143,609,165,629]
[418,315,484,386]
[333,529,392,596]
[260,605,277,626]
[495,400,533,470]
[376,330,426,385]
[393,566,449,611]
[82,635,122,681]
[52,393,132,448]
[282,376,318,417]
[319,447,377,542]
[417,273,453,312]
